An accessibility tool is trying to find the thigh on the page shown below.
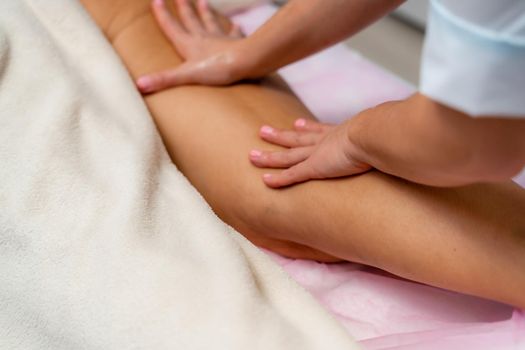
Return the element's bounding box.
[81,0,525,307]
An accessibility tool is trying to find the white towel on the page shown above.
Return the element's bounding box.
[0,1,359,349]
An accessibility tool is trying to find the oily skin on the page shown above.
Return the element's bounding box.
[80,0,525,308]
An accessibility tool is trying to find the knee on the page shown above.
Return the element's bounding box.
[217,182,340,261]
[202,170,296,240]
[216,180,284,239]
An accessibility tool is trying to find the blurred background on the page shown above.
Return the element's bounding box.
[345,0,428,85]
[273,0,429,86]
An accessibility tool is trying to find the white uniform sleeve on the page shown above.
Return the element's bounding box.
[420,0,525,118]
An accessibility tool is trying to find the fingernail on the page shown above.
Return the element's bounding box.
[250,150,262,158]
[295,118,306,127]
[263,174,273,181]
[153,0,163,6]
[137,77,152,91]
[260,126,274,136]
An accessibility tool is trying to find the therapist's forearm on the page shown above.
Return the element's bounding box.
[239,0,404,78]
[348,94,525,187]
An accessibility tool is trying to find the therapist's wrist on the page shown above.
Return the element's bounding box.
[225,38,258,80]
[344,114,374,169]
[233,36,281,80]
[343,100,405,176]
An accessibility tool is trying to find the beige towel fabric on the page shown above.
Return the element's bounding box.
[0,1,359,349]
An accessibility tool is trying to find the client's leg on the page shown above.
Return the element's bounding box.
[81,0,525,308]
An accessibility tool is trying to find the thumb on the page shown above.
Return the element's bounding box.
[136,61,202,93]
[262,161,315,188]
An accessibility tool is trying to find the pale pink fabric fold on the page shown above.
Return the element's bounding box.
[267,252,524,350]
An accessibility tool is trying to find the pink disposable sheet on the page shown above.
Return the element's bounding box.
[233,5,525,350]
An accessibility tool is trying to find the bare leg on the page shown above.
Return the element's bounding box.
[81,0,525,308]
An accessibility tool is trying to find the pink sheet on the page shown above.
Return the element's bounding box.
[233,4,525,350]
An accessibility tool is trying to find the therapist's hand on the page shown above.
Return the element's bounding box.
[249,119,372,188]
[137,0,245,93]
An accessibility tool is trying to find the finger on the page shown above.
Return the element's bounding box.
[137,62,200,92]
[176,0,205,34]
[249,147,313,169]
[152,0,188,44]
[262,162,315,188]
[259,125,323,147]
[229,23,244,38]
[196,0,221,34]
[293,118,332,132]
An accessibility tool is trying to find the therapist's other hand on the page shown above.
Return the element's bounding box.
[137,0,245,93]
[250,119,372,188]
